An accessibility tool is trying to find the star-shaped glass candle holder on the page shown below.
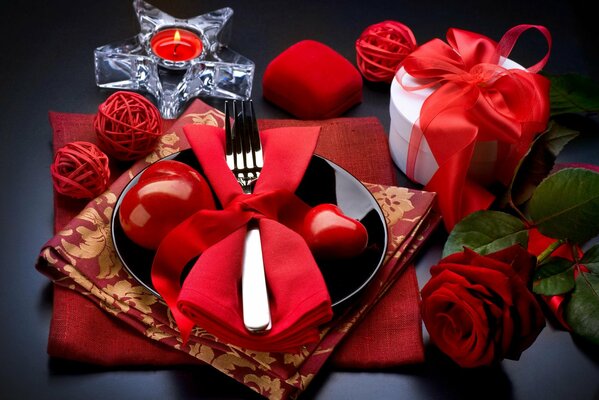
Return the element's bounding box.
[94,0,254,118]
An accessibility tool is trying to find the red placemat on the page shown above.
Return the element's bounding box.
[39,99,439,399]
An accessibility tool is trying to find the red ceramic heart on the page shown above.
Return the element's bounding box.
[302,203,369,259]
[119,160,216,249]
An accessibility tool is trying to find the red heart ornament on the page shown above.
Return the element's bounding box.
[302,204,369,259]
[119,160,216,249]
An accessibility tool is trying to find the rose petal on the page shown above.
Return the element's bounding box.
[484,245,537,285]
[422,280,496,367]
[436,263,513,302]
[504,288,545,359]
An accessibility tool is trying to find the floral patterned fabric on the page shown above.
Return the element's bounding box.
[37,100,439,399]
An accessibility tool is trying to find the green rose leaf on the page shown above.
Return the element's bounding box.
[505,121,579,207]
[547,73,599,115]
[565,272,599,345]
[533,257,575,295]
[442,210,528,258]
[528,168,599,244]
[581,244,599,274]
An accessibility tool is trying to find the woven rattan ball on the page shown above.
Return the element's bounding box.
[356,21,417,83]
[94,91,162,161]
[50,141,110,199]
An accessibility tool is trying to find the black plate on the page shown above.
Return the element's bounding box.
[111,150,388,308]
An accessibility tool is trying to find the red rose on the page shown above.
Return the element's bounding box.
[421,245,545,368]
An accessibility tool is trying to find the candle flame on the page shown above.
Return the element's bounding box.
[174,30,181,42]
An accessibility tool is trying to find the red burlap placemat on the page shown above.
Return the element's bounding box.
[38,99,439,399]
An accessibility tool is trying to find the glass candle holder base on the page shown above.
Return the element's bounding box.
[94,0,254,119]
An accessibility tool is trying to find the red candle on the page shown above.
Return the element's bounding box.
[150,28,203,62]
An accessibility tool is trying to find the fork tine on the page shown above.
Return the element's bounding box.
[233,101,243,155]
[224,101,233,157]
[243,101,257,169]
[248,101,261,152]
[248,101,263,171]
[239,101,250,167]
[231,101,238,153]
[232,101,244,172]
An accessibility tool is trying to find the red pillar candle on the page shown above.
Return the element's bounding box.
[150,28,203,62]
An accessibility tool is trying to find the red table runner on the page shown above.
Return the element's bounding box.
[38,99,439,399]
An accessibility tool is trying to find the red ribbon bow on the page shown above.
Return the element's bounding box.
[151,125,333,351]
[399,25,552,230]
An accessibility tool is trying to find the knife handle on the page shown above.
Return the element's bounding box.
[241,225,272,333]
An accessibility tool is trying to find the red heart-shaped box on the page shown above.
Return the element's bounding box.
[302,204,369,259]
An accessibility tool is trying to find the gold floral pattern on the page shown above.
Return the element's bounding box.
[371,185,415,226]
[283,348,311,367]
[145,132,181,163]
[244,374,285,400]
[212,353,258,374]
[247,351,278,369]
[59,193,120,279]
[145,325,174,341]
[188,342,215,364]
[187,110,224,126]
[105,280,157,314]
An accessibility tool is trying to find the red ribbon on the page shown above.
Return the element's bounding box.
[151,126,333,351]
[399,25,551,230]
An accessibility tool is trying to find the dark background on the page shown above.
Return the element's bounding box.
[1,0,598,399]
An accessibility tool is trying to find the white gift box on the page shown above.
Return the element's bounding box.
[389,58,523,186]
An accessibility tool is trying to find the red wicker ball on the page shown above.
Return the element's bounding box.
[94,91,163,161]
[50,141,111,199]
[356,21,417,83]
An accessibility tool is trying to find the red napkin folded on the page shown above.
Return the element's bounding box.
[152,125,333,350]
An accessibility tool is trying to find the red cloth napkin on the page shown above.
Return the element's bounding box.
[152,125,332,350]
[38,100,439,399]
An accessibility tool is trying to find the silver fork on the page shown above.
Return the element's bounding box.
[225,100,271,333]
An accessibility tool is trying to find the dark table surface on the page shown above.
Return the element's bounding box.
[1,0,598,399]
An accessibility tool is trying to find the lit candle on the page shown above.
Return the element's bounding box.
[150,28,203,62]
